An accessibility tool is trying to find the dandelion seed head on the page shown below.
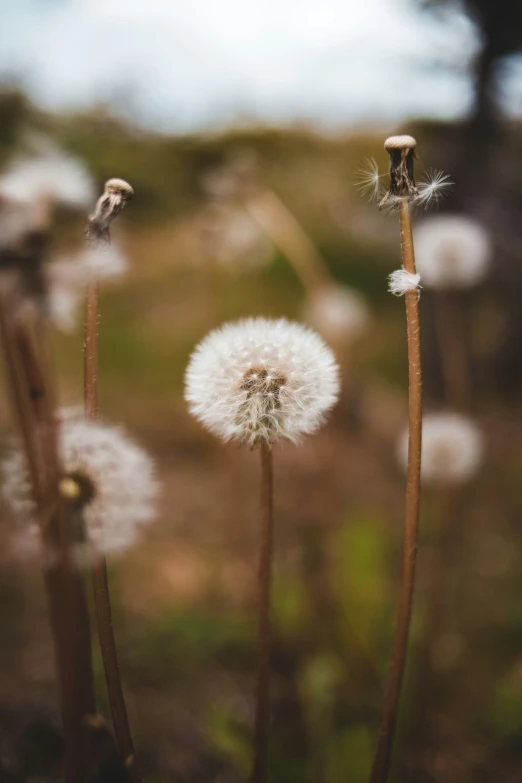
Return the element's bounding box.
[185,317,340,446]
[0,151,94,209]
[414,216,490,288]
[2,415,159,560]
[397,412,484,484]
[303,285,370,342]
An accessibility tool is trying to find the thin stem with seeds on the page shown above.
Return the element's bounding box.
[370,198,422,783]
[251,441,274,783]
[84,278,140,781]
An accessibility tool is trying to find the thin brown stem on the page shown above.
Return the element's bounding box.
[251,442,274,783]
[434,292,470,411]
[0,302,96,782]
[17,322,98,781]
[84,279,140,781]
[84,280,100,418]
[370,200,422,783]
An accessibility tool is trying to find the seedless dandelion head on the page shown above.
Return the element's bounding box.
[384,135,417,151]
[86,178,134,244]
[2,415,159,561]
[414,216,490,288]
[397,412,484,484]
[0,151,94,209]
[185,317,340,446]
[363,134,451,212]
[303,285,370,342]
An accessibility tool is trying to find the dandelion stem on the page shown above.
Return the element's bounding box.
[84,280,100,418]
[84,278,140,781]
[370,199,422,783]
[251,442,274,783]
[1,307,96,782]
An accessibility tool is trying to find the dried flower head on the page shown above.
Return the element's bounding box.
[2,415,158,560]
[382,135,418,204]
[359,135,450,212]
[0,151,94,209]
[86,178,134,243]
[303,284,369,342]
[185,317,340,446]
[397,412,484,484]
[413,216,490,288]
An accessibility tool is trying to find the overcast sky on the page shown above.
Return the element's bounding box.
[0,0,481,132]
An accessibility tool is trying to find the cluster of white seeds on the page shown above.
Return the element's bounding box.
[2,415,158,560]
[185,317,340,446]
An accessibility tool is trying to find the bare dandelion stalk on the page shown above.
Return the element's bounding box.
[370,136,423,783]
[84,179,140,781]
[0,300,96,781]
[252,442,274,783]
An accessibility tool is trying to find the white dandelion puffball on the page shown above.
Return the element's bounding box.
[414,216,490,288]
[2,416,158,559]
[304,285,369,342]
[185,317,340,445]
[397,412,484,484]
[0,151,94,209]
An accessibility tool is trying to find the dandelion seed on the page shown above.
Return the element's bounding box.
[415,170,453,209]
[414,215,490,288]
[388,268,421,297]
[397,412,484,484]
[357,158,386,201]
[185,317,340,446]
[303,284,370,342]
[2,415,159,561]
[86,178,134,244]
